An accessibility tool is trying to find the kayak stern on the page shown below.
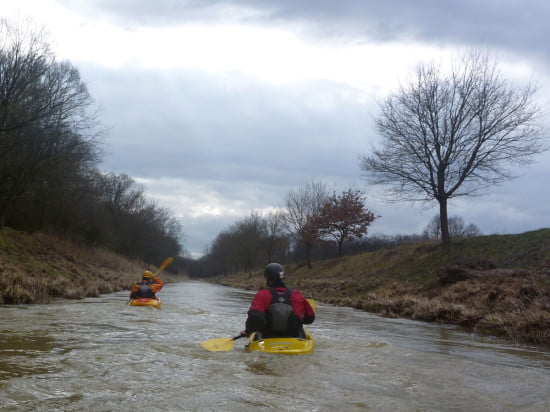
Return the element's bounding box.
[246,329,314,354]
[129,297,162,309]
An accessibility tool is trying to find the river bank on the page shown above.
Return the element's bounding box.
[0,228,184,304]
[1,226,548,349]
[211,230,550,349]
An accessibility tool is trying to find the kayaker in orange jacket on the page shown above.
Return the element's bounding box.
[241,263,315,339]
[130,270,164,299]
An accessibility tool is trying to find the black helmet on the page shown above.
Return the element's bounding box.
[264,263,284,281]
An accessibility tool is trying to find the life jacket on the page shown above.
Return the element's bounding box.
[135,280,155,298]
[266,288,294,333]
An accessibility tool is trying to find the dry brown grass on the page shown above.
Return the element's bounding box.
[0,228,186,304]
[212,245,550,349]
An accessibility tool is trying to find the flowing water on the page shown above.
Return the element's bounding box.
[0,280,548,411]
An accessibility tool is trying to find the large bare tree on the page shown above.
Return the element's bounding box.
[361,50,546,244]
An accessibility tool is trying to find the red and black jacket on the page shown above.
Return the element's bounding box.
[129,276,164,299]
[245,287,315,336]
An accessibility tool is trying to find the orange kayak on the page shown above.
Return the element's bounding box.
[129,297,162,309]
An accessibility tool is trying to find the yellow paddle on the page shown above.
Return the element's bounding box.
[154,257,174,275]
[307,298,316,312]
[200,334,245,352]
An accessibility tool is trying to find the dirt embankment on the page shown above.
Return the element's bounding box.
[213,255,550,349]
[0,228,184,304]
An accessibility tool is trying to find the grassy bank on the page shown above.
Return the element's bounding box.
[0,227,184,304]
[213,229,550,349]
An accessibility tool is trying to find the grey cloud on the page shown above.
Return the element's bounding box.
[52,1,549,256]
[83,64,374,187]
[58,0,550,64]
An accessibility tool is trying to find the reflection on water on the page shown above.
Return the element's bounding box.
[0,331,56,357]
[0,332,58,380]
[0,280,548,412]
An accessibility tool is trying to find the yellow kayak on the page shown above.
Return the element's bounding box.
[129,297,162,309]
[246,328,314,354]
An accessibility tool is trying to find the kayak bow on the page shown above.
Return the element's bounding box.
[246,328,314,354]
[129,297,162,309]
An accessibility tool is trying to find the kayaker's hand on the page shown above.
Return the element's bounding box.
[240,330,250,338]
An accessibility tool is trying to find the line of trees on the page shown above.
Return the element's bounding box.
[0,18,183,267]
[187,186,485,278]
[190,182,378,277]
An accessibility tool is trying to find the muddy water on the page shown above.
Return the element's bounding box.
[0,281,548,411]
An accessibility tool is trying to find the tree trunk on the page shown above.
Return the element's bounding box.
[337,240,343,257]
[439,198,450,245]
[305,243,312,269]
[0,195,17,231]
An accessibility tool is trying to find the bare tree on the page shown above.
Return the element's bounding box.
[98,173,146,216]
[264,209,289,263]
[360,49,546,245]
[283,181,330,268]
[200,211,268,276]
[0,18,52,133]
[0,18,100,229]
[231,210,267,274]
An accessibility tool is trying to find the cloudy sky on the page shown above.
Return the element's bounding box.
[3,0,549,257]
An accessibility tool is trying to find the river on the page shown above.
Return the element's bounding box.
[1,280,548,411]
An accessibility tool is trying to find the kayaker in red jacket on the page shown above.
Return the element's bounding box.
[129,270,164,299]
[242,263,315,339]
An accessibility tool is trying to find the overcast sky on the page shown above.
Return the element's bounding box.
[3,0,550,258]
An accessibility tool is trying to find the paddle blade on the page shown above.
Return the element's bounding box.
[159,257,173,271]
[153,257,174,276]
[307,299,316,312]
[200,337,235,352]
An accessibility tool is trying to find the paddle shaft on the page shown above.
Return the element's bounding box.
[153,257,173,276]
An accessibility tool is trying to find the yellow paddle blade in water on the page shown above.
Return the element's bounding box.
[200,337,235,352]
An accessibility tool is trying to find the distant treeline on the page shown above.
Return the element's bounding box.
[186,186,481,279]
[0,18,183,268]
[186,231,426,278]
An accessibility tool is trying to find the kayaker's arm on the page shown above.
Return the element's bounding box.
[302,297,315,325]
[150,276,164,293]
[129,284,139,298]
[291,291,315,325]
[245,309,266,334]
[244,289,271,334]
